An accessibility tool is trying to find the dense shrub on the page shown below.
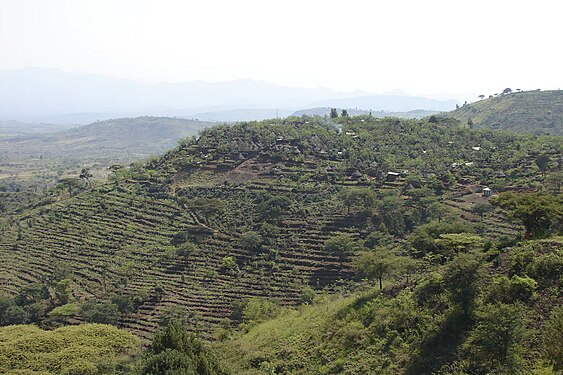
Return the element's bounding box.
[488,275,537,303]
[80,301,121,325]
[465,303,527,373]
[142,322,224,375]
[0,324,140,374]
[543,307,563,371]
[242,298,280,323]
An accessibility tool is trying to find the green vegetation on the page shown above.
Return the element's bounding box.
[0,324,140,374]
[492,192,562,237]
[450,90,563,135]
[0,116,213,214]
[141,322,225,375]
[217,237,561,374]
[0,114,561,374]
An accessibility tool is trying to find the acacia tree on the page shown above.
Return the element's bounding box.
[79,168,93,187]
[471,202,493,219]
[353,247,397,289]
[535,154,550,177]
[325,235,356,269]
[187,197,226,217]
[338,188,376,215]
[492,192,562,237]
[58,177,81,197]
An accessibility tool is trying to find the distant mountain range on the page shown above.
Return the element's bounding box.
[449,90,563,135]
[0,68,458,124]
[0,120,79,137]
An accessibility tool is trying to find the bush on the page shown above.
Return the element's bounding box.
[80,301,121,325]
[0,297,15,325]
[0,324,140,374]
[510,245,535,276]
[530,253,563,286]
[242,298,280,323]
[111,295,135,314]
[220,256,238,275]
[48,303,80,321]
[141,348,197,375]
[14,283,49,306]
[239,231,263,252]
[543,307,563,371]
[142,322,224,375]
[509,243,562,287]
[414,272,444,307]
[158,306,199,329]
[488,275,537,303]
[364,231,393,249]
[300,287,316,305]
[176,241,198,262]
[2,305,29,325]
[466,303,527,373]
[442,253,482,312]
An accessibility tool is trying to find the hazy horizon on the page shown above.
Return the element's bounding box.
[0,66,463,123]
[2,0,562,101]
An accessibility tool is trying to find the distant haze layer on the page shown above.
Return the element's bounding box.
[0,68,458,124]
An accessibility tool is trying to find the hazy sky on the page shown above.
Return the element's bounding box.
[1,0,562,98]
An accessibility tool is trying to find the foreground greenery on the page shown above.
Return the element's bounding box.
[217,237,562,374]
[0,324,140,374]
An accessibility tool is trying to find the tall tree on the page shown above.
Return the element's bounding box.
[535,154,550,177]
[353,247,397,289]
[79,168,93,186]
[492,192,562,237]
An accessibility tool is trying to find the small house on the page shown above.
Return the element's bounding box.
[386,171,400,182]
[482,187,492,197]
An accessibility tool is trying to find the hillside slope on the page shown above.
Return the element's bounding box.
[0,116,213,159]
[1,116,560,343]
[217,238,563,374]
[449,90,563,134]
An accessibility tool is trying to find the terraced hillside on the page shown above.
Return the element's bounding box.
[0,116,560,339]
[0,116,215,213]
[450,90,563,134]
